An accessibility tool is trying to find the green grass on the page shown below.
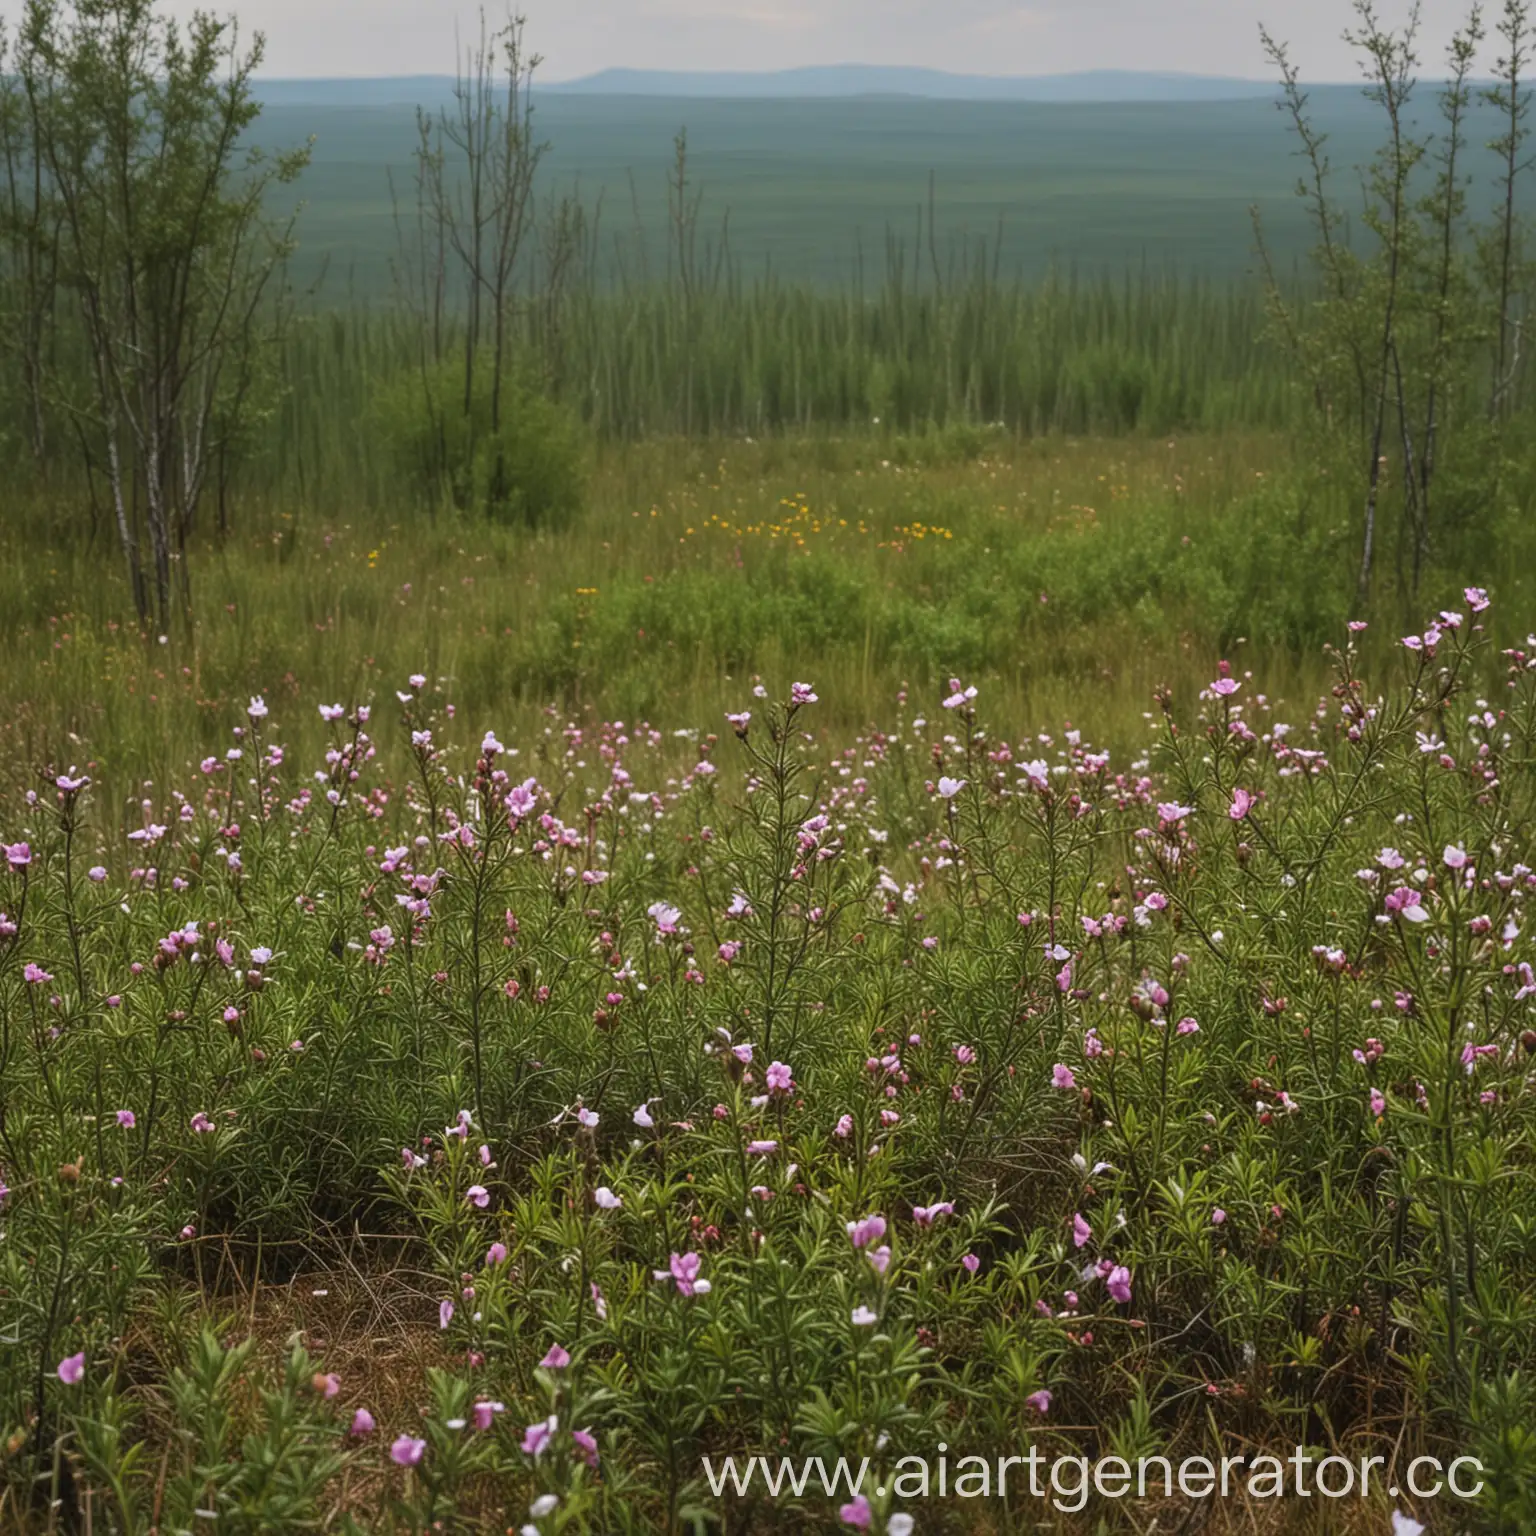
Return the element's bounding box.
[5,427,1532,835]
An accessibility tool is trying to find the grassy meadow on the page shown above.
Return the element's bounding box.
[6,22,1536,1533]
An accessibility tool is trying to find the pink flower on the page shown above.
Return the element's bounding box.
[1072,1212,1092,1248]
[350,1408,375,1436]
[1465,586,1490,612]
[961,1253,981,1274]
[189,1112,214,1134]
[390,1434,426,1466]
[1443,844,1469,870]
[572,1427,599,1467]
[23,962,52,986]
[790,682,818,706]
[655,1251,710,1296]
[851,1304,878,1326]
[4,841,33,868]
[1177,1017,1200,1035]
[466,1185,489,1208]
[746,1139,778,1156]
[1106,1265,1133,1304]
[1052,1063,1076,1091]
[1370,1088,1386,1118]
[472,1399,505,1432]
[57,1352,85,1385]
[1229,787,1253,820]
[486,1241,508,1265]
[648,901,683,935]
[115,1109,136,1129]
[765,1060,793,1093]
[315,1373,341,1398]
[1211,1208,1227,1225]
[1025,1389,1052,1414]
[834,1113,854,1138]
[594,1186,622,1209]
[521,1415,558,1458]
[912,1201,954,1227]
[866,1245,892,1275]
[846,1214,887,1250]
[838,1494,873,1529]
[439,1299,454,1330]
[539,1344,571,1370]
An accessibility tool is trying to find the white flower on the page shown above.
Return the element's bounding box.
[936,777,966,799]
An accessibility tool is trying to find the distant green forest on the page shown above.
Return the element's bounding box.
[268,87,1532,297]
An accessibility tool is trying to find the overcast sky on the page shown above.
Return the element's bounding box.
[147,0,1488,81]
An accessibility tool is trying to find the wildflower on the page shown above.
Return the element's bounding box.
[1370,1088,1386,1118]
[648,901,683,935]
[1443,844,1469,870]
[247,696,269,720]
[1385,886,1430,923]
[390,1434,426,1467]
[1392,1513,1425,1536]
[466,1185,490,1209]
[1106,1266,1133,1304]
[576,1107,599,1128]
[572,1427,599,1467]
[24,962,52,985]
[1229,787,1253,820]
[765,1060,793,1093]
[539,1344,571,1370]
[530,1495,559,1518]
[313,1373,341,1398]
[4,841,31,868]
[1072,1212,1092,1248]
[943,680,978,709]
[936,776,965,799]
[88,866,106,882]
[961,1253,981,1274]
[851,1305,878,1326]
[655,1251,710,1296]
[472,1400,504,1432]
[115,1109,136,1129]
[838,1494,873,1529]
[1212,1208,1227,1225]
[866,1245,892,1275]
[189,1112,214,1134]
[594,1186,622,1209]
[486,1241,508,1265]
[439,1299,454,1330]
[350,1408,375,1436]
[1177,1017,1200,1035]
[790,682,818,705]
[1052,1063,1076,1091]
[846,1214,887,1249]
[57,1352,85,1385]
[633,1102,656,1129]
[912,1201,954,1227]
[521,1415,558,1458]
[1026,1389,1052,1414]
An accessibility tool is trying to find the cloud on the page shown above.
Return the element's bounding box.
[148,0,1489,82]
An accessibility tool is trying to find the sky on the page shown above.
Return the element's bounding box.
[149,0,1488,82]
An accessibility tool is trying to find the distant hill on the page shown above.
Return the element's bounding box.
[251,67,1290,106]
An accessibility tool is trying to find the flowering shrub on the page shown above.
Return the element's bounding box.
[2,596,1536,1530]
